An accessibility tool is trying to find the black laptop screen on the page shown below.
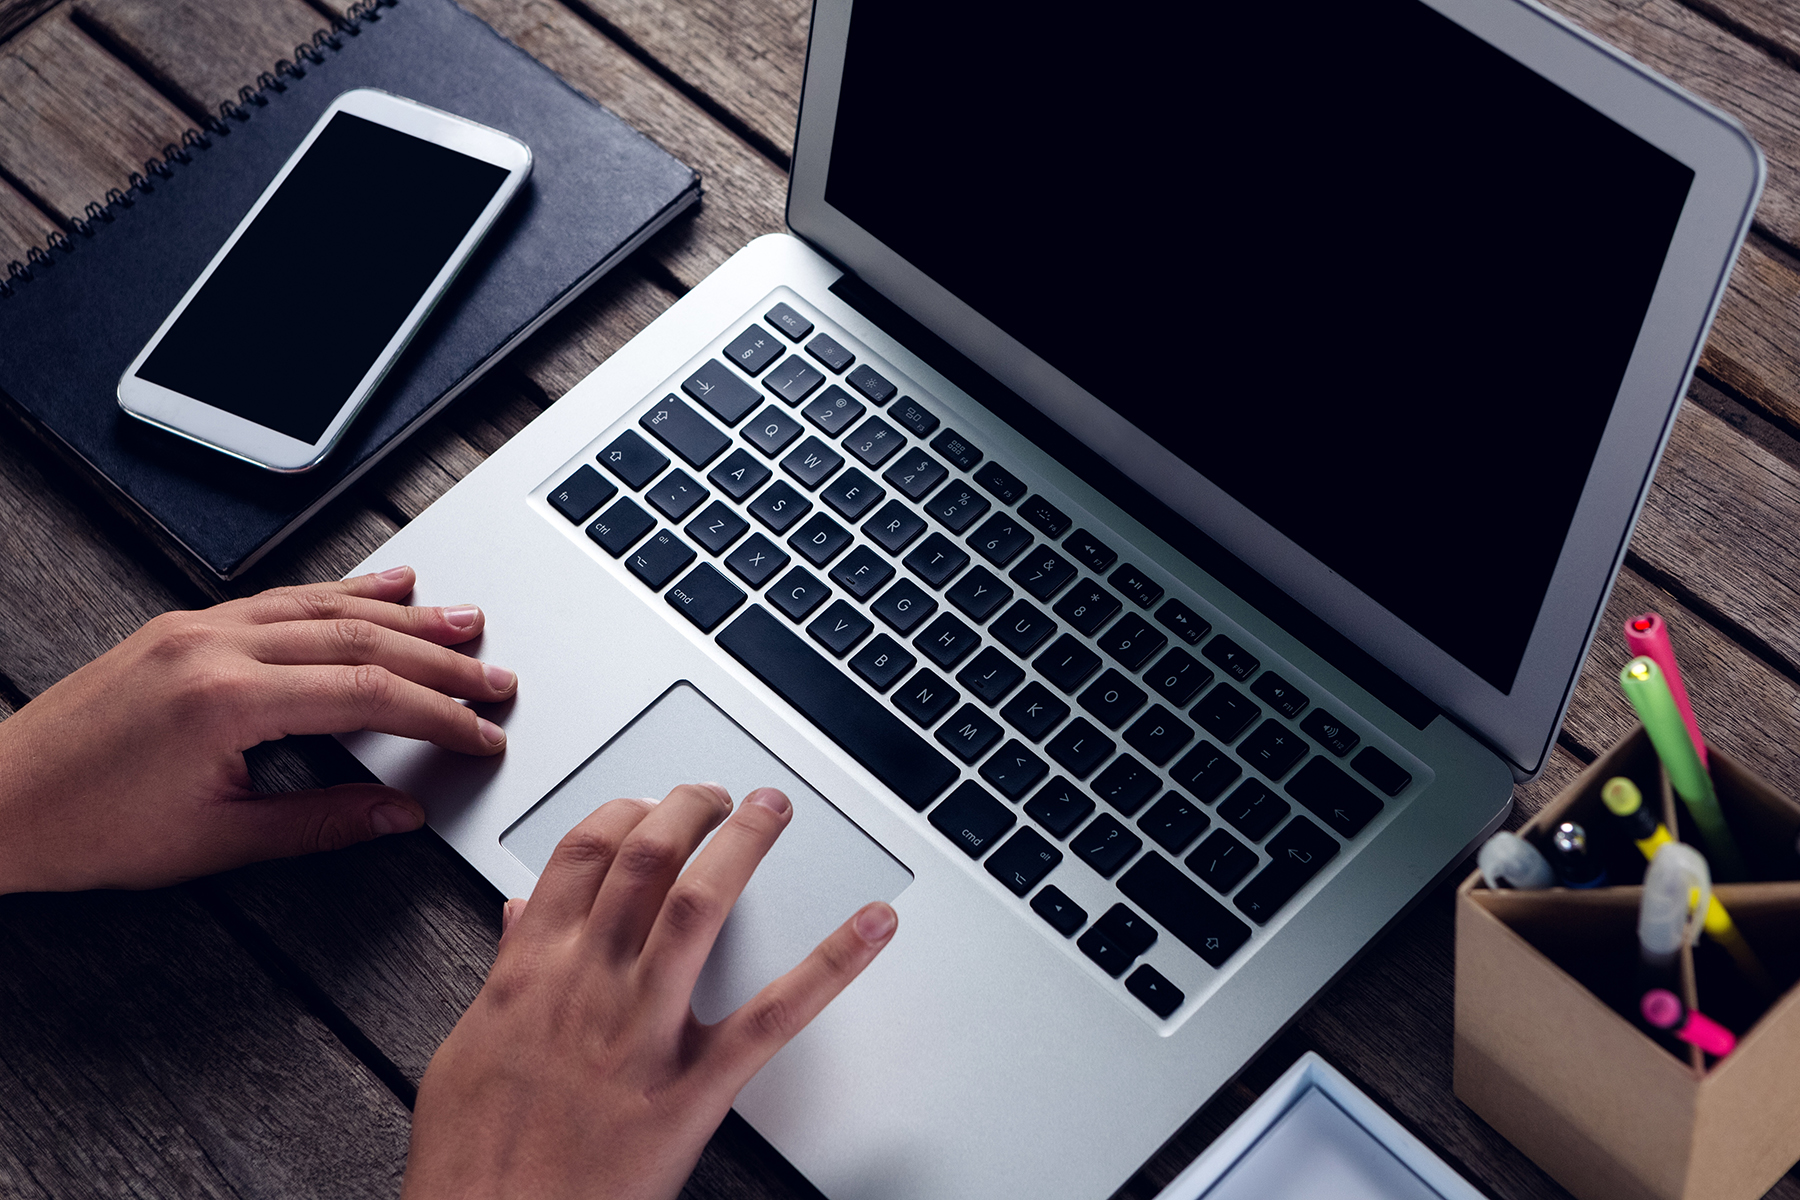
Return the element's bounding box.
[825,0,1694,693]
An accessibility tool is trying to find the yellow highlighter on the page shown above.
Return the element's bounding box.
[1602,777,1772,993]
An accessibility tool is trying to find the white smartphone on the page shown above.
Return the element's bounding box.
[117,88,531,473]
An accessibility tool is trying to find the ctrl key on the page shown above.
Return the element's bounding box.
[587,498,654,557]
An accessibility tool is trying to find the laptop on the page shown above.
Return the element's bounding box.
[341,0,1763,1195]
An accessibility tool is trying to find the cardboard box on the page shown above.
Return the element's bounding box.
[1455,726,1800,1200]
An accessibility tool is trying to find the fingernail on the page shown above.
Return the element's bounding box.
[700,781,733,808]
[478,717,506,746]
[377,565,411,581]
[444,605,481,629]
[748,787,791,816]
[370,804,421,836]
[854,903,897,943]
[484,663,516,692]
[501,898,524,933]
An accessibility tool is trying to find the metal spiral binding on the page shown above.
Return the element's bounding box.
[0,0,400,299]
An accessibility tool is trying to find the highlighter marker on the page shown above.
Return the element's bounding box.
[1641,988,1737,1058]
[1626,613,1708,767]
[1620,657,1747,881]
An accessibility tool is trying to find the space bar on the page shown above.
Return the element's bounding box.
[718,605,960,811]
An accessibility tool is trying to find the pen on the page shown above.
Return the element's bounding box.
[1602,776,1770,992]
[1619,657,1747,881]
[1548,821,1606,888]
[1626,613,1708,767]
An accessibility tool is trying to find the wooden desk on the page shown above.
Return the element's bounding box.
[2,0,1799,1195]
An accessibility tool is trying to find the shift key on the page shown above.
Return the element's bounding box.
[1117,853,1252,968]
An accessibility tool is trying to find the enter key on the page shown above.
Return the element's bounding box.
[1233,816,1340,925]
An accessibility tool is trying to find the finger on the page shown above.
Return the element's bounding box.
[705,902,898,1087]
[199,783,425,874]
[255,663,508,754]
[588,783,734,961]
[635,788,793,1008]
[247,619,516,701]
[522,798,653,936]
[499,898,527,947]
[223,577,486,647]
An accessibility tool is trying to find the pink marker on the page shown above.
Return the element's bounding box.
[1641,988,1736,1057]
[1625,612,1708,767]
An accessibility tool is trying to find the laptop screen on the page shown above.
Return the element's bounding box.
[823,0,1693,696]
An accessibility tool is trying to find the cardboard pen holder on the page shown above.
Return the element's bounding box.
[1455,726,1800,1200]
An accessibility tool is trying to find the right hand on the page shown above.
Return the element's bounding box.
[402,783,898,1200]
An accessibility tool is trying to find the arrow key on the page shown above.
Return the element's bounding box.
[1232,815,1340,925]
[1126,964,1184,1019]
[1031,885,1087,936]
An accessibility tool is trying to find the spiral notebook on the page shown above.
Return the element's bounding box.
[0,0,699,580]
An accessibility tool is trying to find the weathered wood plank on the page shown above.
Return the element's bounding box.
[1703,234,1800,431]
[1685,0,1800,69]
[0,9,187,221]
[509,259,680,400]
[70,0,326,119]
[0,0,58,45]
[0,172,54,265]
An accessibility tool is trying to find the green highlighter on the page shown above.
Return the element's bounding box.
[1620,656,1748,881]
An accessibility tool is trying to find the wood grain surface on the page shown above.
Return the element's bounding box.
[5,0,1800,1197]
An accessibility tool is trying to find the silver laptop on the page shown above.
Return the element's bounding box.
[341,0,1762,1195]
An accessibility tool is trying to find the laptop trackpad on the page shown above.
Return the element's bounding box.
[499,682,913,1023]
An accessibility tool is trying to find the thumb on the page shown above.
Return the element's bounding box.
[213,783,425,864]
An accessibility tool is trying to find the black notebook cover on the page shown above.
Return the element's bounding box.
[0,0,698,579]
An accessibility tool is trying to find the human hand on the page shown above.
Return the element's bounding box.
[403,783,898,1200]
[0,566,514,894]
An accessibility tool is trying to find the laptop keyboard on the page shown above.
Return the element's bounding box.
[540,293,1420,1024]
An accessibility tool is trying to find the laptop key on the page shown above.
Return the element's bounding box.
[1047,718,1115,778]
[883,450,948,500]
[1026,777,1095,838]
[829,544,895,599]
[936,703,1004,763]
[946,566,1012,622]
[930,780,1015,857]
[1053,581,1121,636]
[990,600,1056,656]
[1126,965,1184,1019]
[930,429,982,472]
[764,355,826,405]
[1193,684,1259,743]
[968,512,1031,567]
[626,531,695,590]
[707,447,772,501]
[1300,708,1360,757]
[1251,670,1309,719]
[598,429,668,489]
[863,500,928,555]
[1092,753,1159,816]
[1139,791,1210,855]
[1097,613,1166,672]
[685,501,748,555]
[1035,634,1102,692]
[872,577,937,634]
[894,668,958,728]
[1240,719,1306,780]
[1188,830,1258,894]
[1124,705,1194,766]
[587,498,655,557]
[915,613,981,669]
[1170,742,1242,804]
[847,363,897,405]
[986,828,1062,895]
[1001,682,1070,742]
[1147,649,1213,707]
[1009,545,1076,600]
[845,415,905,467]
[764,301,812,341]
[1235,816,1340,925]
[549,464,615,524]
[781,436,844,490]
[665,563,745,633]
[1352,747,1413,796]
[1203,634,1259,682]
[1218,779,1290,842]
[683,360,762,426]
[1155,599,1211,645]
[1077,929,1136,977]
[641,395,730,468]
[1020,495,1071,538]
[744,405,804,457]
[1071,814,1141,877]
[805,331,854,372]
[789,512,852,566]
[1109,563,1164,610]
[801,384,864,435]
[1063,529,1117,573]
[904,532,970,587]
[724,532,789,588]
[1032,884,1087,935]
[1097,903,1157,956]
[768,566,830,622]
[717,606,957,811]
[980,738,1046,798]
[1119,853,1253,967]
[1287,757,1385,836]
[972,461,1026,505]
[646,469,708,521]
[1079,669,1147,729]
[891,396,939,436]
[850,633,915,691]
[748,480,811,533]
[821,467,884,520]
[925,483,989,533]
[724,324,783,375]
[807,599,872,657]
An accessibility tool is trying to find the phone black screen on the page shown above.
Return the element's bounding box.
[138,111,510,445]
